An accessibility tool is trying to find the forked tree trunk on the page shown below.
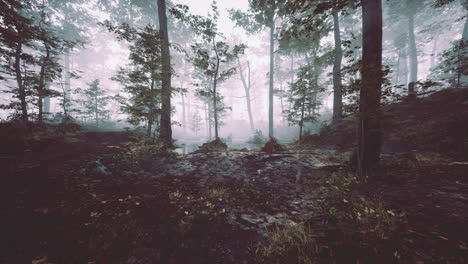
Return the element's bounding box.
[237,57,254,131]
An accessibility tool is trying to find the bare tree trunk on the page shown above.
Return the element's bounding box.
[290,55,294,85]
[394,49,401,90]
[332,8,343,124]
[299,95,305,140]
[14,42,28,123]
[400,47,408,87]
[459,0,468,87]
[212,39,220,140]
[95,94,98,126]
[268,18,275,138]
[147,79,155,137]
[358,0,383,178]
[207,101,212,140]
[38,44,50,123]
[181,95,186,133]
[407,12,418,97]
[44,82,51,115]
[237,57,254,131]
[157,0,173,147]
[64,52,71,114]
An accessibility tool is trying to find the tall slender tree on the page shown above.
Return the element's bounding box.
[157,0,173,147]
[229,0,281,138]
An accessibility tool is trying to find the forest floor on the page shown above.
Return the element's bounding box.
[1,127,467,264]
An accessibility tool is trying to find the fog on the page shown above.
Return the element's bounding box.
[0,0,466,149]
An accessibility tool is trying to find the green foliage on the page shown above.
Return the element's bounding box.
[107,24,162,135]
[247,130,267,148]
[430,40,467,88]
[75,79,111,126]
[172,1,245,138]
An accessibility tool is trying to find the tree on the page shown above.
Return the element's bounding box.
[0,0,37,122]
[76,79,110,126]
[157,0,173,148]
[172,1,245,140]
[230,0,282,138]
[285,60,322,140]
[190,111,203,135]
[331,1,343,123]
[236,56,254,131]
[106,23,162,137]
[357,0,383,177]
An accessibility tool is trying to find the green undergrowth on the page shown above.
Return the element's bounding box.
[256,169,407,264]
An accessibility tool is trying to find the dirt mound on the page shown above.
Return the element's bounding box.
[308,88,468,160]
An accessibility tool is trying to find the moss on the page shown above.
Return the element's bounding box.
[197,138,228,153]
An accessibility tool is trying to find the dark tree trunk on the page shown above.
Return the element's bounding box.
[237,57,254,131]
[207,101,212,140]
[64,52,71,114]
[407,12,418,97]
[358,0,383,178]
[459,0,468,87]
[147,78,155,137]
[268,18,275,138]
[332,8,343,124]
[299,95,306,140]
[95,94,98,126]
[14,42,28,123]
[212,40,220,140]
[157,0,173,147]
[38,44,50,123]
[181,92,186,134]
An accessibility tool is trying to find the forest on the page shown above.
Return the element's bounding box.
[0,0,467,263]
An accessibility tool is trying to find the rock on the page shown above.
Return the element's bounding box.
[81,160,112,177]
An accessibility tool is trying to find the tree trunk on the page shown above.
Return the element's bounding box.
[268,18,275,138]
[147,78,155,137]
[332,8,343,123]
[157,0,173,147]
[400,47,408,87]
[459,0,468,87]
[394,49,401,89]
[207,101,212,140]
[14,42,28,123]
[290,55,294,85]
[181,92,186,134]
[407,12,418,97]
[237,57,254,131]
[358,0,383,178]
[95,94,98,126]
[299,96,305,140]
[38,44,50,123]
[44,82,51,115]
[64,52,71,114]
[212,40,220,140]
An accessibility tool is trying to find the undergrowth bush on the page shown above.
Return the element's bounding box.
[256,169,406,263]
